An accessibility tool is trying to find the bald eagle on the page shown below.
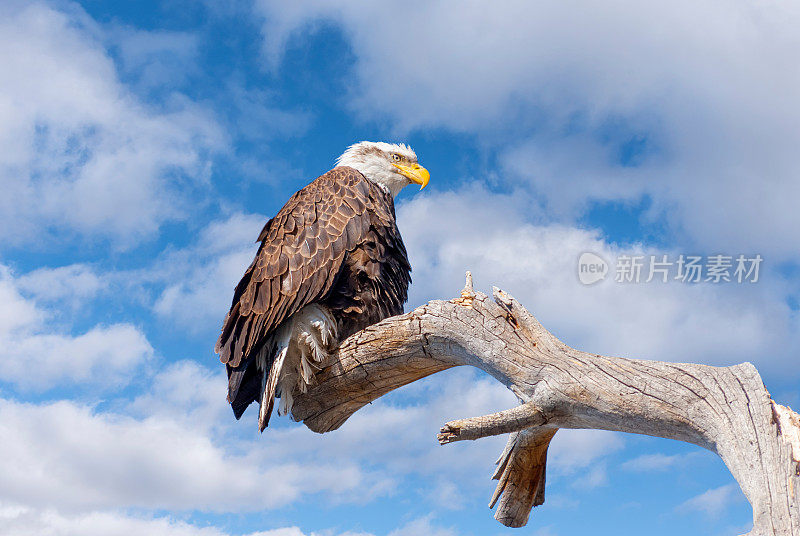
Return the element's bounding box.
[216,142,429,430]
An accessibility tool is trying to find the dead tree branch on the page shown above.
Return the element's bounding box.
[289,273,800,534]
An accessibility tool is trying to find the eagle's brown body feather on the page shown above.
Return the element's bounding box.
[216,166,411,421]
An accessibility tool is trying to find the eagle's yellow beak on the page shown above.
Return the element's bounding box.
[393,162,430,190]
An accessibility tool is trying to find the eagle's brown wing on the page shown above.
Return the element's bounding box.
[215,166,396,416]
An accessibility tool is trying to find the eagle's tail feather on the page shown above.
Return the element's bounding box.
[228,359,260,420]
[258,345,287,432]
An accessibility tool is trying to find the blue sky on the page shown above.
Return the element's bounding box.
[1,1,799,535]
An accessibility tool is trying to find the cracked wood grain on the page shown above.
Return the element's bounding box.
[287,273,800,534]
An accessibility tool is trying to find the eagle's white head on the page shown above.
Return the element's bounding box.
[335,141,430,197]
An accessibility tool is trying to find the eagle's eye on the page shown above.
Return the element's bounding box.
[391,154,401,162]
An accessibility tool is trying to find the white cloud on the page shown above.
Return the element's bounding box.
[0,502,383,536]
[0,267,42,334]
[572,463,609,490]
[247,530,307,536]
[622,452,696,473]
[109,26,201,93]
[677,483,743,518]
[256,0,800,258]
[152,212,265,332]
[549,431,623,476]
[0,395,376,513]
[126,360,231,433]
[0,1,223,248]
[387,516,455,536]
[0,265,152,390]
[4,324,152,388]
[0,503,230,536]
[222,85,313,144]
[425,480,465,511]
[16,264,105,307]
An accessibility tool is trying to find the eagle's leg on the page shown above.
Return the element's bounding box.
[277,305,339,418]
[302,304,339,358]
[297,305,338,381]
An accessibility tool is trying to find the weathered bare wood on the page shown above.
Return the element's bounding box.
[490,428,556,527]
[288,273,800,534]
[437,400,547,444]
